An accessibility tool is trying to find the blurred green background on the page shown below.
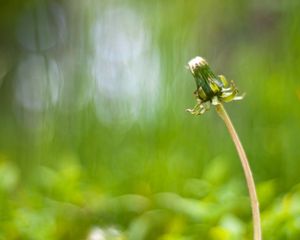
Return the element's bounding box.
[0,0,300,239]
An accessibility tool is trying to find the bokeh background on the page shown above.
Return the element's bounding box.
[1,0,300,239]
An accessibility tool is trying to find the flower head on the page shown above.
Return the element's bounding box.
[187,56,244,115]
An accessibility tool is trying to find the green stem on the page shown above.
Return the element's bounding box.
[215,103,261,240]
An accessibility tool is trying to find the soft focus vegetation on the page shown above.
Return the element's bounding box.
[1,0,300,239]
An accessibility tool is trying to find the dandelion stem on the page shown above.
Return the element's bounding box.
[215,103,261,240]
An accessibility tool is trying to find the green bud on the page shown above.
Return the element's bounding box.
[187,56,244,115]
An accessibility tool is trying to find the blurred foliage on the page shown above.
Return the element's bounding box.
[0,0,300,239]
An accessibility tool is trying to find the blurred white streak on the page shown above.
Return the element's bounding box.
[92,6,160,124]
[14,54,62,111]
[87,226,122,240]
[88,227,105,240]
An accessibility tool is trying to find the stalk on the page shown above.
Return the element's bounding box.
[215,103,261,240]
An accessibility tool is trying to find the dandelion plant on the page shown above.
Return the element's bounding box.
[186,56,261,240]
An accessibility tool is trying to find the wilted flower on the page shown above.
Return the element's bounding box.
[187,56,244,115]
